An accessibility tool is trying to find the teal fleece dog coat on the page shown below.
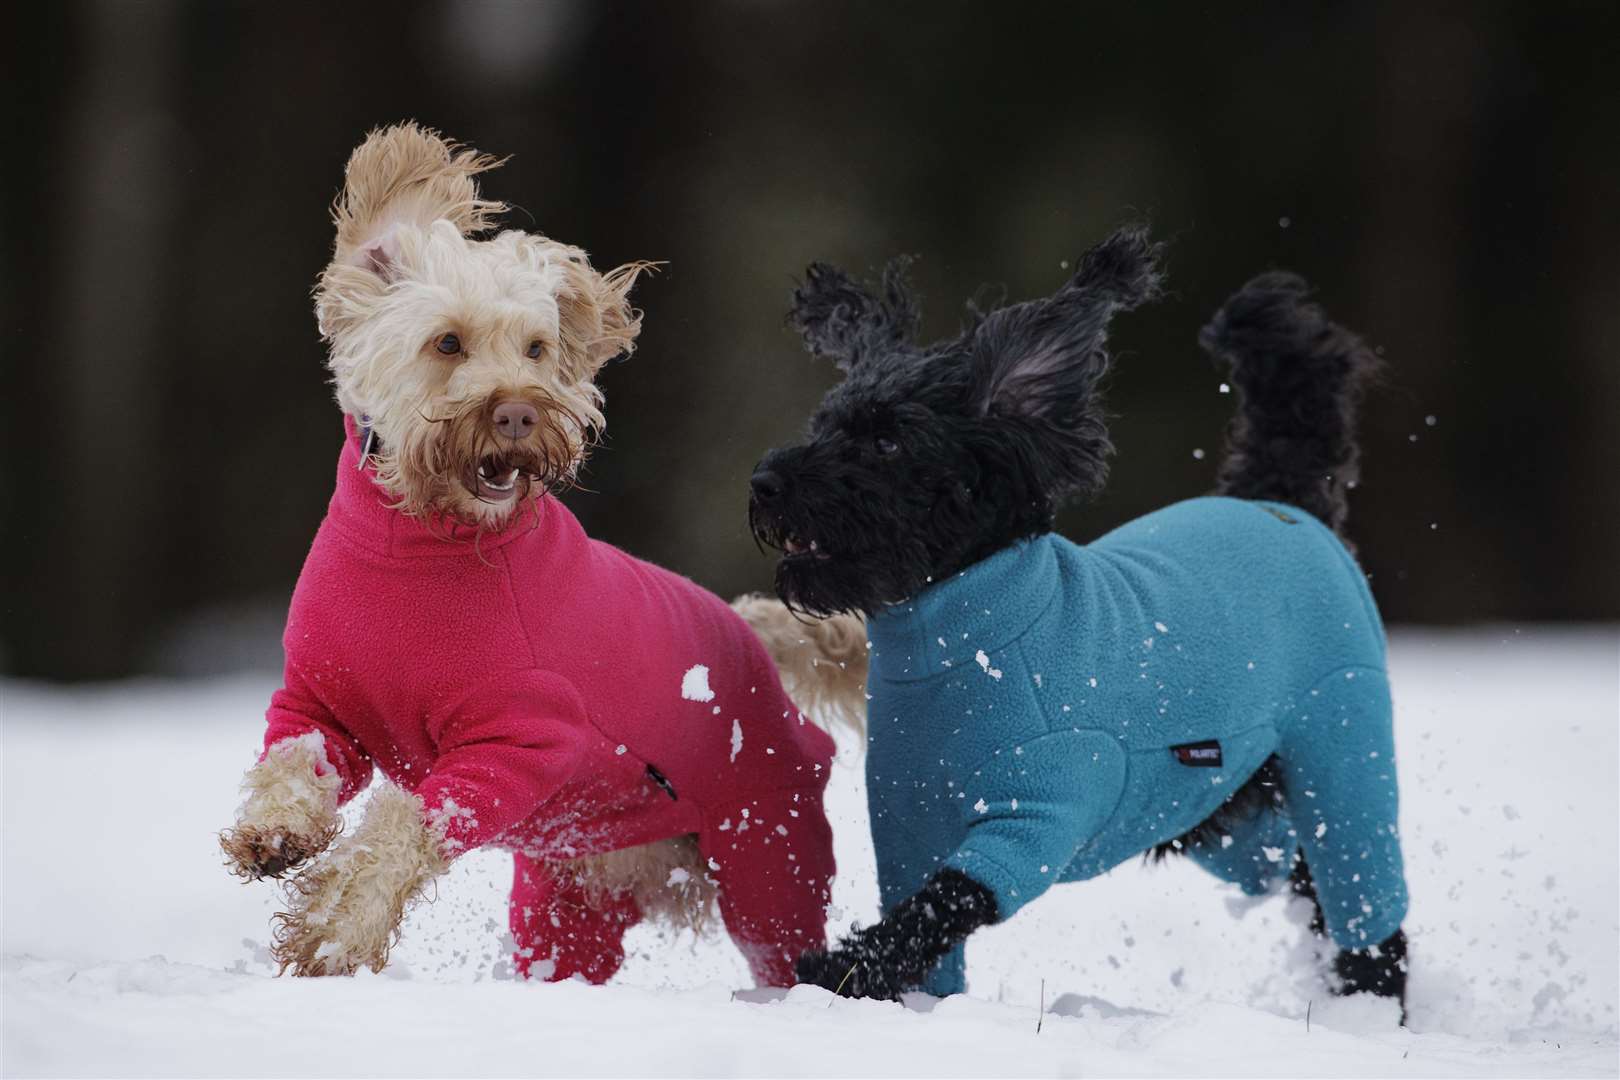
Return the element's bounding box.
[863,496,1409,995]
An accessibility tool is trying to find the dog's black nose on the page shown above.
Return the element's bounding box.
[493,401,539,439]
[750,468,786,503]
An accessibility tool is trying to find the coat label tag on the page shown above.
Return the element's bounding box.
[1171,740,1223,767]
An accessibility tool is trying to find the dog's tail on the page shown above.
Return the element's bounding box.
[731,594,868,737]
[1200,272,1379,541]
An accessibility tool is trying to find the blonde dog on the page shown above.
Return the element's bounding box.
[221,124,865,985]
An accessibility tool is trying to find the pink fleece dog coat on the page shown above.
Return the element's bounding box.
[257,419,837,985]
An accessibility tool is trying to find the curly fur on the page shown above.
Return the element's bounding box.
[271,783,450,976]
[796,867,997,1000]
[312,122,653,527]
[323,120,508,279]
[1147,754,1285,862]
[751,224,1164,617]
[1200,270,1381,541]
[219,733,342,880]
[558,835,717,934]
[788,257,920,370]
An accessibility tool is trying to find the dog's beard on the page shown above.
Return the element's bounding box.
[375,394,599,526]
[750,494,939,617]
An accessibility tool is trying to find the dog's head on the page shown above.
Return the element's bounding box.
[314,122,650,525]
[750,226,1164,616]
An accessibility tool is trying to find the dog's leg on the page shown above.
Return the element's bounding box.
[509,853,641,983]
[700,787,839,988]
[1291,853,1408,1019]
[1174,771,1298,896]
[270,783,448,976]
[220,733,343,880]
[1278,668,1409,1017]
[796,868,996,1000]
[1286,853,1329,938]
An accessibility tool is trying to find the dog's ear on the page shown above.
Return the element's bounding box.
[970,225,1163,422]
[546,243,655,378]
[315,123,508,339]
[967,225,1163,495]
[788,258,919,371]
[330,122,507,269]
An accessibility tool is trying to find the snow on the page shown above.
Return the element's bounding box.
[680,664,714,702]
[3,626,1617,1078]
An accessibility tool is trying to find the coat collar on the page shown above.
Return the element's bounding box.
[325,415,550,558]
[866,535,1063,683]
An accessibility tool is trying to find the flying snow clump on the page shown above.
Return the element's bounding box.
[681,665,714,702]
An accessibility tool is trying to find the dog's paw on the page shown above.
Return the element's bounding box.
[268,783,448,977]
[220,821,339,881]
[224,733,344,880]
[795,946,903,1001]
[270,850,397,977]
[794,947,846,992]
[270,885,371,977]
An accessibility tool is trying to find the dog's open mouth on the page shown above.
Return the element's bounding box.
[781,535,832,562]
[475,456,524,502]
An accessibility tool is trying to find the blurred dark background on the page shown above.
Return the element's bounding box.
[4,1,1617,681]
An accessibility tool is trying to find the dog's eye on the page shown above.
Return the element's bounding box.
[434,333,462,356]
[875,436,899,456]
[525,340,543,360]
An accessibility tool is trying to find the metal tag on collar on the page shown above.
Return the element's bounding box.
[358,416,375,469]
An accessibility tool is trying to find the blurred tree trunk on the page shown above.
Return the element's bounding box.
[30,2,181,677]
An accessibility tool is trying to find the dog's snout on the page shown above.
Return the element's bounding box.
[750,468,787,504]
[493,401,540,439]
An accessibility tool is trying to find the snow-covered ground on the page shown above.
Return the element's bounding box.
[3,627,1617,1078]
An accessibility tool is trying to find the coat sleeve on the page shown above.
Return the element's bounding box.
[943,729,1127,921]
[697,784,836,988]
[414,669,590,856]
[262,663,374,805]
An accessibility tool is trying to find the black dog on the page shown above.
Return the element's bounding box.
[749,226,1408,1014]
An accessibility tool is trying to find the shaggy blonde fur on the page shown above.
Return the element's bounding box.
[219,732,343,880]
[558,834,717,933]
[325,120,507,274]
[312,122,653,526]
[731,594,869,735]
[271,783,449,976]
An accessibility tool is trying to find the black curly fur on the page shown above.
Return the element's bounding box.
[1147,755,1286,862]
[794,869,997,999]
[1200,271,1380,541]
[788,257,921,371]
[751,224,1165,617]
